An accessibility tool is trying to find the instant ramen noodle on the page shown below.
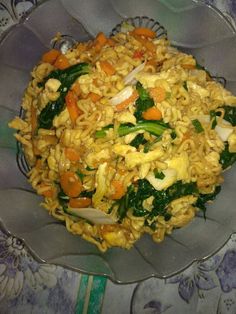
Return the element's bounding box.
[9,27,236,252]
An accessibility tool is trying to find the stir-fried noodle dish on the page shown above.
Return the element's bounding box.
[9,26,236,252]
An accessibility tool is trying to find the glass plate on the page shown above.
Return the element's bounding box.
[0,0,236,283]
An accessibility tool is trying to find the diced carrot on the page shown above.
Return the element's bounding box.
[149,87,166,103]
[87,92,102,103]
[181,64,196,70]
[54,54,70,70]
[115,90,139,111]
[95,32,107,46]
[133,49,144,59]
[31,104,37,136]
[111,180,125,200]
[65,147,81,162]
[60,171,83,197]
[69,197,92,208]
[142,106,162,120]
[182,131,191,141]
[71,82,81,97]
[100,61,116,75]
[131,27,156,38]
[65,91,83,126]
[132,34,156,53]
[41,49,61,64]
[93,32,107,51]
[39,183,56,198]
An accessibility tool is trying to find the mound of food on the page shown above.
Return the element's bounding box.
[9,26,236,251]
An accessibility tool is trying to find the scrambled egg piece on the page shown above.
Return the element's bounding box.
[115,111,136,124]
[45,78,61,92]
[86,149,111,167]
[146,152,190,191]
[187,81,209,98]
[166,152,190,181]
[112,144,136,157]
[228,132,236,153]
[125,148,164,169]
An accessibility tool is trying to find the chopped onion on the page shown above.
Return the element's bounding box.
[67,207,116,224]
[110,86,133,106]
[124,62,146,85]
[215,123,234,142]
[146,168,177,191]
[195,115,233,141]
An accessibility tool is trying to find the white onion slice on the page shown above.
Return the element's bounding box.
[124,62,146,85]
[110,86,133,106]
[146,168,177,191]
[67,207,116,224]
[215,124,234,142]
[193,115,233,142]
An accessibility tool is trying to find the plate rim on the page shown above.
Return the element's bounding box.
[1,0,236,284]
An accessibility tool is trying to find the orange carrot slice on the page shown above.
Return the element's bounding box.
[87,92,102,103]
[71,82,81,97]
[115,90,139,111]
[142,106,162,120]
[132,34,156,53]
[54,54,70,70]
[41,49,61,64]
[149,87,166,103]
[132,27,156,38]
[95,32,107,46]
[111,180,125,200]
[100,61,116,75]
[65,147,81,162]
[65,91,83,126]
[60,171,83,197]
[39,184,56,198]
[69,197,92,208]
[133,49,144,59]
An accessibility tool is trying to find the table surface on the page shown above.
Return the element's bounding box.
[1,1,236,313]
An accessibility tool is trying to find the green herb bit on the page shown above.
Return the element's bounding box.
[136,81,150,100]
[183,81,188,91]
[85,166,96,171]
[192,119,204,133]
[154,170,165,180]
[76,169,85,181]
[195,185,221,218]
[95,124,113,138]
[95,121,169,139]
[134,82,155,120]
[210,110,217,129]
[222,105,236,126]
[220,143,236,170]
[38,63,90,129]
[143,135,162,153]
[130,133,147,148]
[118,121,169,137]
[171,130,177,140]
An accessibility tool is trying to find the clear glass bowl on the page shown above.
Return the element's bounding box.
[1,0,236,283]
